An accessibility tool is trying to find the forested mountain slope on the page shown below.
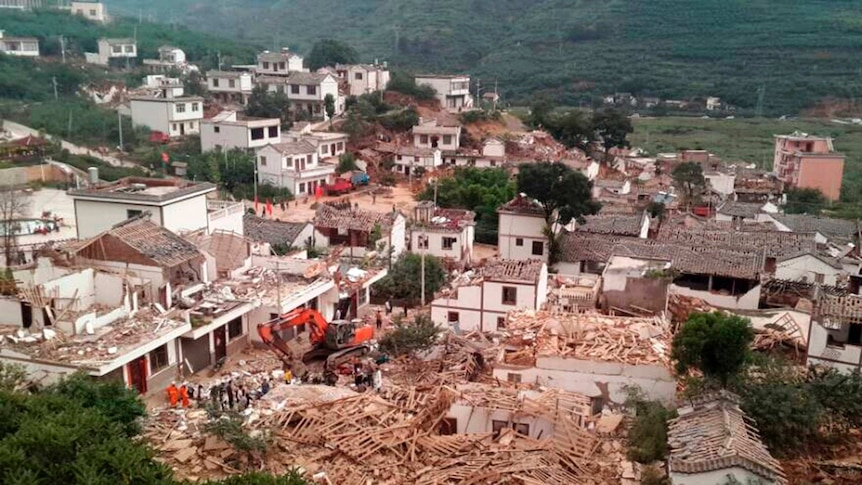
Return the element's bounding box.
[107,0,862,114]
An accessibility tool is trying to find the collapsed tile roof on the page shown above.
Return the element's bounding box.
[716,200,767,219]
[770,214,859,243]
[668,392,786,484]
[243,214,309,247]
[558,232,764,279]
[314,202,399,233]
[576,213,644,237]
[480,259,544,283]
[497,194,545,217]
[75,218,202,268]
[657,223,816,258]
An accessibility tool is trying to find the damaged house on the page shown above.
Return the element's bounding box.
[313,202,406,261]
[411,201,475,266]
[431,259,548,333]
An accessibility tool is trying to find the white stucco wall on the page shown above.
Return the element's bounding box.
[670,283,761,311]
[74,199,163,238]
[495,356,676,404]
[130,99,171,133]
[775,255,842,286]
[670,467,777,485]
[161,195,209,235]
[498,212,547,261]
[445,403,555,439]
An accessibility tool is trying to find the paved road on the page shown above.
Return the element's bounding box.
[2,119,138,169]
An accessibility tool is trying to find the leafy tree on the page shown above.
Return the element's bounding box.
[417,167,516,244]
[516,162,600,264]
[306,39,359,71]
[386,71,436,101]
[591,108,633,162]
[545,109,594,150]
[324,93,336,125]
[246,85,292,126]
[625,389,677,463]
[0,362,25,393]
[671,162,706,210]
[201,472,308,485]
[336,153,357,174]
[785,187,827,215]
[376,106,419,132]
[379,314,441,356]
[376,253,446,305]
[182,71,207,97]
[646,201,666,220]
[671,312,753,386]
[527,93,554,128]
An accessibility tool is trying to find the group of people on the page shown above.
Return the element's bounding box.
[352,360,382,392]
[165,376,272,411]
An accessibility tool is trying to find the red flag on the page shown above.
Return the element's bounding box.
[266,199,273,216]
[161,152,170,164]
[254,195,259,213]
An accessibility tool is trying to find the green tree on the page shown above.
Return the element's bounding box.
[336,152,357,174]
[376,253,446,305]
[306,39,359,70]
[417,167,516,244]
[546,109,594,151]
[246,85,292,126]
[785,187,827,214]
[386,71,436,101]
[646,201,666,220]
[672,312,753,386]
[527,93,554,128]
[183,71,206,97]
[324,93,336,125]
[0,362,25,393]
[516,162,600,264]
[591,108,633,162]
[625,389,677,463]
[671,162,706,210]
[379,314,441,356]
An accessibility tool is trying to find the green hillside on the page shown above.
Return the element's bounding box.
[106,0,862,115]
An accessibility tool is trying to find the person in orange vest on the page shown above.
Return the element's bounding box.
[179,382,190,408]
[167,381,179,408]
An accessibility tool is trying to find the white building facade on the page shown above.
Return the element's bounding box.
[200,111,281,152]
[256,141,334,196]
[415,75,474,112]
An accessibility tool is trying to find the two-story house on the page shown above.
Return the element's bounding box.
[130,81,203,138]
[497,195,548,261]
[431,259,548,333]
[67,177,218,238]
[773,132,845,201]
[313,202,406,260]
[71,1,108,22]
[143,45,189,74]
[411,201,475,266]
[206,70,254,105]
[335,63,390,96]
[87,38,137,67]
[200,110,281,152]
[807,293,862,373]
[259,72,342,120]
[415,74,474,112]
[256,48,306,75]
[0,30,39,57]
[412,119,461,153]
[256,140,335,196]
[284,127,348,161]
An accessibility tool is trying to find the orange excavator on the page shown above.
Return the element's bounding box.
[256,308,375,380]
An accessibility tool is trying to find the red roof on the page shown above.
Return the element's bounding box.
[6,135,48,148]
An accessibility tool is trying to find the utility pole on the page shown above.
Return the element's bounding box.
[475,78,481,108]
[59,35,65,63]
[138,9,143,24]
[419,234,426,307]
[52,77,58,101]
[276,261,282,313]
[217,51,222,71]
[117,111,124,150]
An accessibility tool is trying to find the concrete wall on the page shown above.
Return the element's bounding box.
[776,255,842,286]
[670,283,761,311]
[704,173,735,195]
[431,285,482,331]
[498,212,547,261]
[207,202,245,236]
[807,321,862,372]
[495,356,676,405]
[604,277,669,315]
[161,195,209,235]
[74,199,163,238]
[797,156,845,201]
[0,165,72,186]
[445,403,555,439]
[670,467,777,485]
[412,229,466,260]
[0,298,23,326]
[131,99,171,133]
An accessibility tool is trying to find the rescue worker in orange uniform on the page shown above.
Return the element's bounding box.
[167,381,179,407]
[179,382,190,408]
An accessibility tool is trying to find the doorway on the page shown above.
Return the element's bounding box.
[126,356,148,394]
[20,301,32,329]
[180,123,186,136]
[214,326,227,363]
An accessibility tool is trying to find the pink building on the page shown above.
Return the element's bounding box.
[773,133,845,201]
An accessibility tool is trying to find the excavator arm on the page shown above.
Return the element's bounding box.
[256,308,330,366]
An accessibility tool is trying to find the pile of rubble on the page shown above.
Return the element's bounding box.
[503,310,672,367]
[145,382,618,484]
